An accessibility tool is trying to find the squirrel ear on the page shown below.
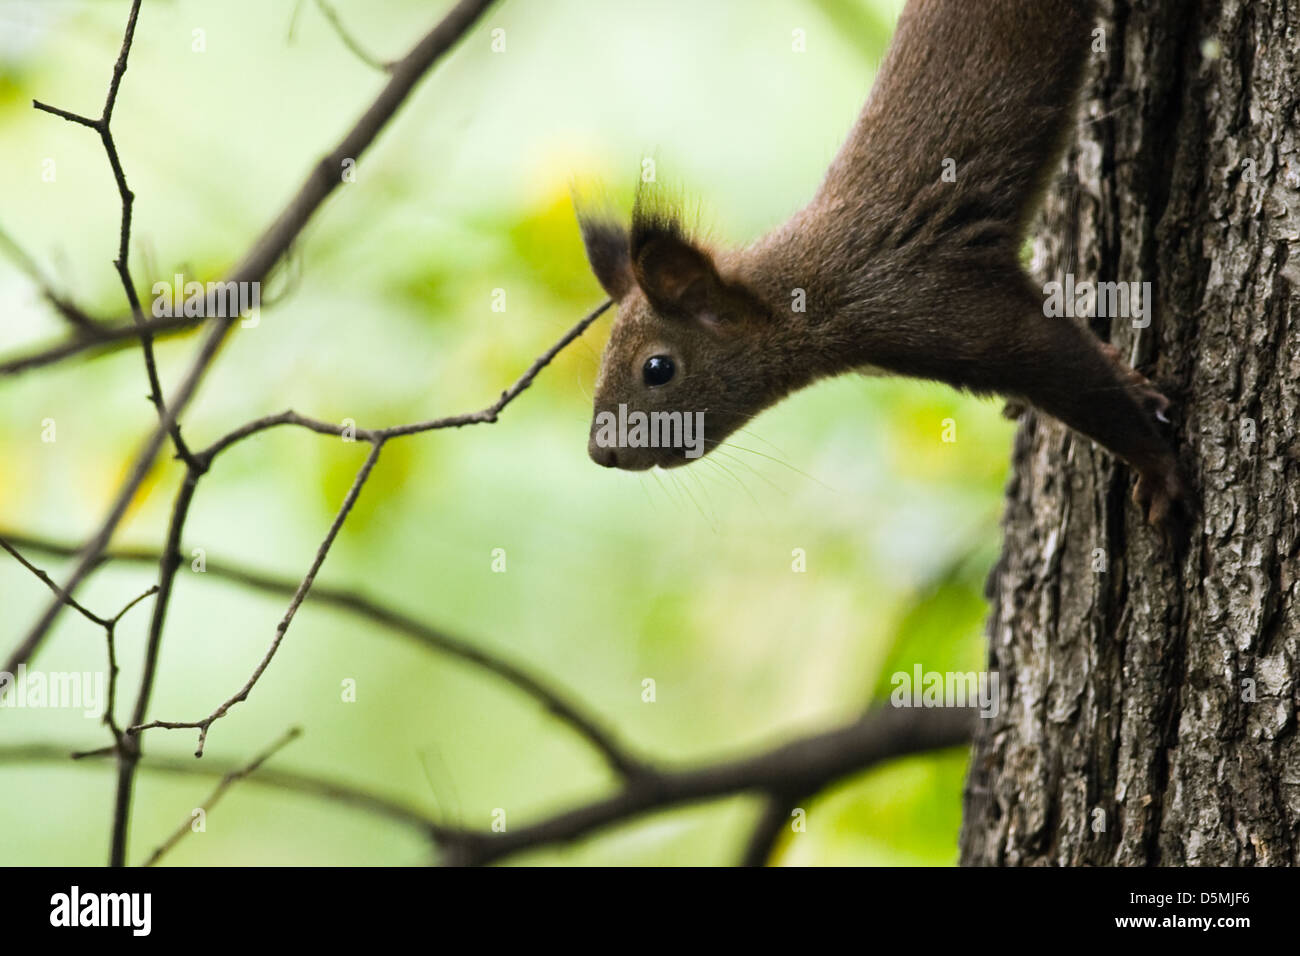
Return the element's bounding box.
[631,214,767,326]
[629,198,724,317]
[577,216,635,300]
[632,230,718,317]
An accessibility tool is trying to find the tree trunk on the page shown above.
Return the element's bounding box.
[960,0,1300,866]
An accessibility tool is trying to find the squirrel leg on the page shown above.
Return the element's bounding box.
[994,312,1186,526]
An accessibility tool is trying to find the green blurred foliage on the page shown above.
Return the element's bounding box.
[0,0,1011,866]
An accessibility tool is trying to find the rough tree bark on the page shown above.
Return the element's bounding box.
[960,0,1300,865]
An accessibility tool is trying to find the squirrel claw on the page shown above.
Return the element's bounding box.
[1099,342,1174,427]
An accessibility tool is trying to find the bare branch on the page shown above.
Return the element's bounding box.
[101,585,159,747]
[100,0,140,125]
[107,462,203,865]
[0,532,157,758]
[5,0,497,685]
[6,0,498,870]
[114,298,609,772]
[4,741,446,841]
[102,293,601,863]
[32,0,197,468]
[438,705,975,866]
[0,314,206,377]
[316,0,394,72]
[141,727,303,866]
[129,442,386,755]
[30,101,97,129]
[0,536,110,628]
[109,585,160,627]
[2,529,647,779]
[199,299,612,456]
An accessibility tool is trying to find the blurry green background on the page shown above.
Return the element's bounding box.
[0,0,1013,865]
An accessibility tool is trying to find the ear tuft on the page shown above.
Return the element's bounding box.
[629,187,691,262]
[630,188,719,316]
[577,212,634,300]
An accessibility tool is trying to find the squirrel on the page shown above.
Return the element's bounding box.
[576,0,1185,527]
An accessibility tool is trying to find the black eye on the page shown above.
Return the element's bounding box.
[642,355,676,387]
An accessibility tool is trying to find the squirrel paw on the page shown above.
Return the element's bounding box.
[1096,343,1186,528]
[1098,342,1172,425]
[1133,464,1186,528]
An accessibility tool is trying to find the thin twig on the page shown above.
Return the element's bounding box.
[31,0,199,469]
[140,727,303,866]
[128,442,386,755]
[0,534,156,752]
[101,585,159,746]
[3,529,646,778]
[316,0,394,72]
[0,313,207,377]
[109,584,159,627]
[199,300,612,456]
[4,741,447,841]
[30,101,97,128]
[0,536,109,628]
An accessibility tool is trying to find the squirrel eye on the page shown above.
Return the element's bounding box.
[642,355,676,387]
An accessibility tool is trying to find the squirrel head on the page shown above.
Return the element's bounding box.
[577,193,775,470]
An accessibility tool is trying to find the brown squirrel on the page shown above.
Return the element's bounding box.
[577,0,1185,526]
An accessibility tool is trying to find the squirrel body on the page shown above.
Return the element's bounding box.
[579,0,1184,524]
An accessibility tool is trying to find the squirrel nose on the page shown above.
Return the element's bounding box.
[588,439,618,468]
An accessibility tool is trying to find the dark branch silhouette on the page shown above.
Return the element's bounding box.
[2,705,972,867]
